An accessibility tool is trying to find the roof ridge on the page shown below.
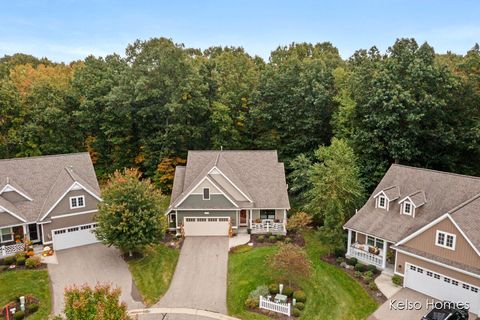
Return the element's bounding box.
[0,152,90,163]
[383,185,398,191]
[37,168,75,220]
[448,192,480,215]
[391,163,480,181]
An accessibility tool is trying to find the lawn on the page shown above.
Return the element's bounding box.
[227,231,378,320]
[128,243,179,306]
[0,269,51,320]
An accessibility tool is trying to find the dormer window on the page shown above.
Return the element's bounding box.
[203,188,210,200]
[378,196,387,209]
[403,202,412,215]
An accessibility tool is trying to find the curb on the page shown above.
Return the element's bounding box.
[129,307,240,320]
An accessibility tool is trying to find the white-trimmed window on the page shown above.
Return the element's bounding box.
[403,202,412,215]
[70,195,85,209]
[367,235,384,248]
[436,230,456,250]
[377,196,387,209]
[0,227,13,243]
[203,188,210,200]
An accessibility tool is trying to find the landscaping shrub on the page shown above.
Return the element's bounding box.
[276,234,285,241]
[257,235,265,243]
[354,263,366,272]
[363,274,373,284]
[336,257,345,265]
[15,252,26,260]
[293,290,306,302]
[248,285,270,300]
[346,257,357,266]
[4,256,15,265]
[363,271,374,278]
[282,286,294,297]
[284,237,292,244]
[244,297,258,309]
[292,308,301,317]
[369,282,378,291]
[334,247,346,258]
[267,232,273,237]
[354,271,362,278]
[270,244,311,287]
[268,284,279,295]
[27,303,39,313]
[268,235,277,243]
[295,302,305,310]
[367,264,379,274]
[392,275,403,286]
[14,310,25,320]
[286,211,313,233]
[25,256,42,269]
[16,257,26,266]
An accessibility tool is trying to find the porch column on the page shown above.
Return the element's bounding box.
[249,209,252,228]
[22,225,27,237]
[382,240,388,269]
[347,229,352,256]
[283,209,287,229]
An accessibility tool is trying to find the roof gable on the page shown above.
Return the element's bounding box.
[0,178,33,201]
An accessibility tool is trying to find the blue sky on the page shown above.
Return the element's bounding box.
[1,0,479,62]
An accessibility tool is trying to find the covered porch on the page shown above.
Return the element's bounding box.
[1,223,42,257]
[346,229,395,271]
[242,209,287,235]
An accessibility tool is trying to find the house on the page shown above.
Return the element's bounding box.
[0,152,101,255]
[344,164,480,316]
[167,150,290,237]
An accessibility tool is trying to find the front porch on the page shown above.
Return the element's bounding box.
[346,229,395,270]
[245,209,287,235]
[1,223,43,257]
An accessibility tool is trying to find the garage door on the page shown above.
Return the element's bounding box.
[52,223,100,251]
[183,217,230,236]
[405,263,480,315]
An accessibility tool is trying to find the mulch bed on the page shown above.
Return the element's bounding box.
[246,307,292,319]
[0,264,46,273]
[250,232,305,247]
[1,295,39,319]
[322,254,387,305]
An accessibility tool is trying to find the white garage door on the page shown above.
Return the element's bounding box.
[405,263,480,315]
[183,217,230,236]
[52,223,100,251]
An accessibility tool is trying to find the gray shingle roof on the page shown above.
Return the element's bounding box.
[448,195,480,251]
[169,150,290,210]
[0,152,100,223]
[344,164,480,247]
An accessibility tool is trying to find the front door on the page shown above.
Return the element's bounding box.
[240,210,247,225]
[28,223,40,243]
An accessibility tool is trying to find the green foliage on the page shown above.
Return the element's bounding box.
[293,290,307,302]
[256,235,265,243]
[284,237,292,244]
[346,257,358,266]
[268,283,279,295]
[95,168,168,255]
[392,275,403,286]
[292,308,301,317]
[282,286,294,297]
[248,285,270,300]
[25,256,41,269]
[16,257,26,266]
[268,235,277,243]
[14,310,25,320]
[244,297,258,309]
[367,264,379,274]
[354,271,362,278]
[295,302,305,310]
[286,211,313,233]
[27,303,39,313]
[369,281,378,291]
[354,263,366,272]
[270,244,311,287]
[4,256,14,265]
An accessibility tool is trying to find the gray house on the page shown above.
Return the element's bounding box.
[0,153,101,255]
[167,150,290,236]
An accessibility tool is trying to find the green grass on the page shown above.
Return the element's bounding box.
[0,269,51,320]
[128,244,179,306]
[227,232,378,320]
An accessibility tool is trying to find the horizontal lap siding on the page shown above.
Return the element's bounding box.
[177,194,237,209]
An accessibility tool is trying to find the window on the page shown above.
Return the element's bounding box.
[203,188,210,200]
[444,277,451,283]
[452,280,459,286]
[472,287,479,293]
[378,196,387,209]
[436,230,456,250]
[70,195,85,209]
[434,273,440,279]
[463,284,470,290]
[0,227,13,243]
[426,271,433,277]
[403,202,412,215]
[170,214,176,223]
[260,210,275,220]
[367,235,384,248]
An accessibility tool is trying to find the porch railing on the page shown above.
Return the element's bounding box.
[349,246,383,267]
[1,243,25,257]
[251,220,286,234]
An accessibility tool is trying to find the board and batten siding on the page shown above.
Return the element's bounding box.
[176,210,237,227]
[403,217,480,269]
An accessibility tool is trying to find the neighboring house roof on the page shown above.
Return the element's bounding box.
[169,150,290,210]
[344,164,480,245]
[0,152,100,223]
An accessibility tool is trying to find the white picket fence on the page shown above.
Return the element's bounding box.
[1,243,25,257]
[259,295,291,316]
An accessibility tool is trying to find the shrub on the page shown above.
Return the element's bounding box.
[363,274,373,284]
[283,286,294,297]
[363,271,374,278]
[293,290,306,302]
[284,237,292,244]
[266,232,273,237]
[346,257,357,266]
[4,256,15,265]
[367,264,379,274]
[16,257,26,266]
[257,235,265,243]
[369,282,378,291]
[268,235,277,243]
[286,211,313,233]
[276,234,285,241]
[354,271,362,278]
[334,247,346,258]
[354,263,366,272]
[295,302,305,310]
[248,285,270,300]
[27,303,39,313]
[15,252,26,260]
[25,256,42,269]
[292,308,301,317]
[268,284,279,295]
[244,297,258,309]
[392,275,403,286]
[14,311,25,320]
[336,257,345,265]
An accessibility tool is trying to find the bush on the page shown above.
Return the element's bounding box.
[27,303,39,313]
[354,263,366,272]
[276,234,285,241]
[293,290,306,302]
[16,257,26,266]
[282,286,294,297]
[334,247,346,258]
[284,237,292,244]
[14,311,25,320]
[346,257,357,266]
[392,275,403,286]
[248,285,270,300]
[257,235,265,243]
[244,297,258,309]
[4,256,15,265]
[292,308,301,317]
[286,211,313,233]
[268,284,279,295]
[268,235,277,243]
[336,257,345,265]
[295,302,305,310]
[25,256,42,269]
[266,232,273,237]
[367,264,379,274]
[363,271,374,278]
[369,282,378,291]
[15,252,26,260]
[363,274,373,284]
[354,271,362,278]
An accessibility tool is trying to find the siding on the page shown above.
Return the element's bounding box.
[191,179,221,194]
[42,211,96,242]
[176,210,237,227]
[0,211,23,227]
[251,209,285,221]
[209,173,248,201]
[404,217,480,269]
[396,252,480,287]
[46,189,99,219]
[177,194,236,209]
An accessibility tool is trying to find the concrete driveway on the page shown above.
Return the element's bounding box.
[156,237,229,314]
[48,243,143,315]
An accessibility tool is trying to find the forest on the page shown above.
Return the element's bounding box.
[0,37,479,197]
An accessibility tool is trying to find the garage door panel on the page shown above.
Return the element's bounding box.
[183,217,229,236]
[405,263,480,315]
[52,223,99,251]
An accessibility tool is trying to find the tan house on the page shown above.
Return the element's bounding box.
[167,150,290,236]
[344,164,480,316]
[0,153,101,255]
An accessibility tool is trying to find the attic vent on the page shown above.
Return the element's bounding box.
[210,168,221,175]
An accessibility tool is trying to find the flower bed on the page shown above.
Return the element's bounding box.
[1,295,40,319]
[0,253,45,274]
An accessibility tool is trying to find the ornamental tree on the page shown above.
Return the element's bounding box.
[270,243,311,287]
[95,168,168,256]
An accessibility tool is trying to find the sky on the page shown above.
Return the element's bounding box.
[1,0,479,62]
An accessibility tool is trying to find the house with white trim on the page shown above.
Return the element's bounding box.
[167,150,290,236]
[0,152,101,255]
[344,164,480,316]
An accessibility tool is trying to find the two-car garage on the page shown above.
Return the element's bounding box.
[183,217,230,236]
[51,222,100,251]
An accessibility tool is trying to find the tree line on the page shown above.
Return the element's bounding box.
[0,37,479,197]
